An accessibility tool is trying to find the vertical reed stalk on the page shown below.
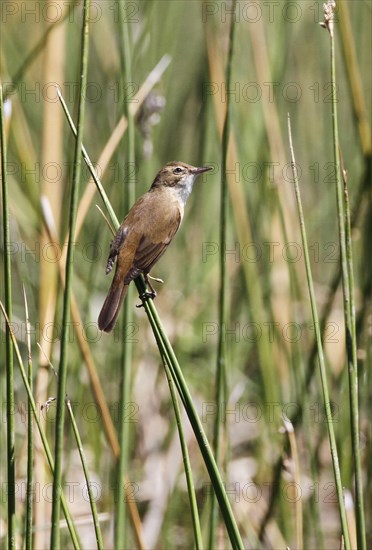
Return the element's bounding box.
[322,2,366,547]
[287,113,350,549]
[162,355,203,549]
[342,158,366,549]
[23,287,33,549]
[115,1,136,547]
[66,399,103,549]
[209,2,237,547]
[206,30,279,408]
[50,1,91,546]
[36,8,66,545]
[0,83,16,550]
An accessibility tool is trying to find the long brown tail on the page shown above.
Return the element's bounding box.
[98,273,129,333]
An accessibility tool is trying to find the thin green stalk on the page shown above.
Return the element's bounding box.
[210,2,237,547]
[50,1,91,547]
[116,321,133,548]
[277,201,324,548]
[115,2,136,546]
[23,287,33,549]
[287,114,350,549]
[324,5,366,546]
[161,354,203,549]
[66,399,103,549]
[0,83,15,550]
[342,160,366,549]
[0,303,81,549]
[58,94,244,550]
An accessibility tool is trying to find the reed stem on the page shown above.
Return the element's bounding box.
[323,2,366,545]
[50,1,91,546]
[209,1,237,547]
[287,113,350,549]
[0,81,16,550]
[115,1,136,546]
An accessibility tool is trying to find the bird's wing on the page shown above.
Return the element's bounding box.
[131,206,182,274]
[105,193,150,275]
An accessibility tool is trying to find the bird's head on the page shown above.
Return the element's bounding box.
[151,161,212,203]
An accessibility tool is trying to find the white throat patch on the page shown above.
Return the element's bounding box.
[177,173,196,204]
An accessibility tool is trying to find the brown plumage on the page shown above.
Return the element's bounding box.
[98,161,211,332]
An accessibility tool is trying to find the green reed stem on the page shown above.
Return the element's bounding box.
[343,169,365,548]
[115,2,136,546]
[0,303,81,549]
[66,399,103,549]
[0,83,15,550]
[287,113,350,549]
[23,287,33,550]
[209,1,237,547]
[161,354,203,549]
[327,15,366,548]
[50,1,90,547]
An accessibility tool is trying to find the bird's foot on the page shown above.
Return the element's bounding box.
[136,290,156,308]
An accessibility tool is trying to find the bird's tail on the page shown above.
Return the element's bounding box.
[98,273,129,333]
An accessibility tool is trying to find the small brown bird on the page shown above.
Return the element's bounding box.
[98,161,212,332]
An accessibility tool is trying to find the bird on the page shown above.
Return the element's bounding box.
[98,161,212,332]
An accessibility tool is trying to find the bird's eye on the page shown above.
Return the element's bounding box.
[173,167,183,174]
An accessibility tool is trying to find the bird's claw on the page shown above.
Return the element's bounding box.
[136,291,156,308]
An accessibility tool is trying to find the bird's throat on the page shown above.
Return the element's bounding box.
[176,173,196,205]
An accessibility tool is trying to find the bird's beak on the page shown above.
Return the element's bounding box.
[192,166,213,175]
